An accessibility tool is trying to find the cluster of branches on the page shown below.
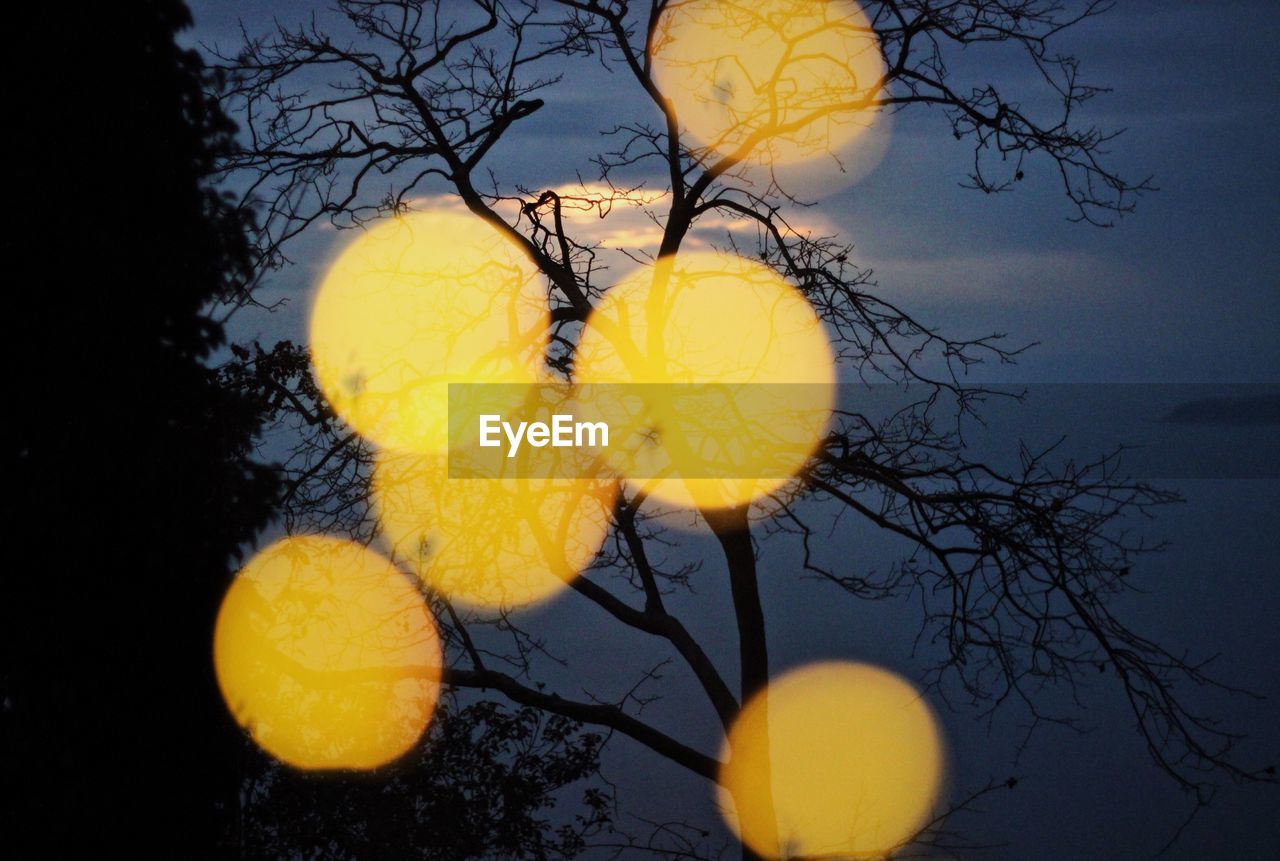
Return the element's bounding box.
[207,1,1268,857]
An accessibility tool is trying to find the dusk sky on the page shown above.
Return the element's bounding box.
[187,1,1280,857]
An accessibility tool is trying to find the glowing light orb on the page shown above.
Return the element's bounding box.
[574,251,834,510]
[763,106,893,201]
[651,0,886,167]
[719,662,945,859]
[310,211,548,454]
[213,535,442,770]
[374,449,617,609]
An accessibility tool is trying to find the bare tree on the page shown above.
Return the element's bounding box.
[208,2,1271,858]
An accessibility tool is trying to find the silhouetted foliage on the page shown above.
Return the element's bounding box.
[239,698,612,860]
[1,5,624,857]
[2,1,276,854]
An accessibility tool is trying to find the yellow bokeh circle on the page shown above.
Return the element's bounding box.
[213,535,442,770]
[374,449,618,610]
[310,211,549,454]
[574,251,835,510]
[719,662,945,859]
[651,0,885,166]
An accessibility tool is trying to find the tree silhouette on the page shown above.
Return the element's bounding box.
[2,1,277,855]
[2,4,619,858]
[206,1,1271,858]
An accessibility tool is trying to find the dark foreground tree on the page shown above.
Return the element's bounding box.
[3,3,616,858]
[0,2,279,855]
[209,1,1273,858]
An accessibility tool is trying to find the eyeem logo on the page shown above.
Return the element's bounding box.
[478,414,610,458]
